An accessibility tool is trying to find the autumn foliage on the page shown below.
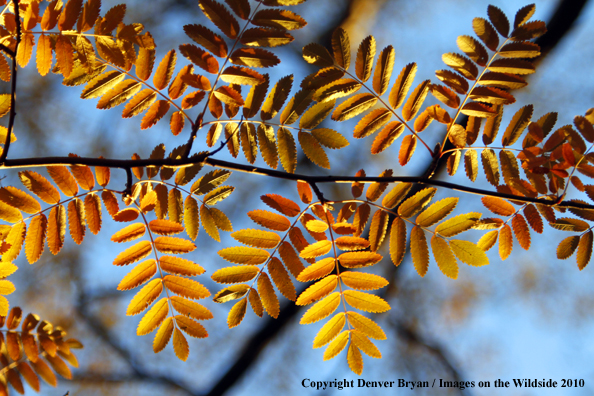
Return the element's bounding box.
[0,0,593,392]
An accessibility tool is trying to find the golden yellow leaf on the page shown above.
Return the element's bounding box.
[231,229,280,249]
[268,257,296,300]
[296,258,334,283]
[255,8,306,30]
[450,239,489,266]
[481,148,500,186]
[248,288,263,317]
[153,50,177,90]
[36,34,52,76]
[163,275,210,300]
[118,259,157,291]
[498,223,513,260]
[127,278,163,316]
[323,330,349,361]
[347,342,363,374]
[299,240,332,259]
[170,296,213,320]
[333,236,368,251]
[343,290,390,313]
[313,312,345,349]
[227,298,247,328]
[137,297,169,336]
[153,317,174,353]
[0,280,15,296]
[3,222,26,262]
[502,105,533,146]
[212,265,260,284]
[431,236,458,279]
[0,186,41,214]
[353,108,392,139]
[416,197,458,228]
[113,240,152,266]
[369,211,389,252]
[300,292,340,324]
[340,272,388,290]
[31,358,57,387]
[218,246,270,265]
[140,100,170,130]
[435,212,481,237]
[398,188,436,219]
[257,124,279,169]
[258,272,279,318]
[198,204,219,242]
[478,230,498,251]
[338,252,382,268]
[67,198,85,245]
[351,330,381,359]
[296,275,337,306]
[489,58,535,75]
[159,256,204,277]
[102,190,120,217]
[0,262,18,279]
[19,171,60,206]
[332,94,377,122]
[347,311,386,340]
[81,70,125,100]
[25,214,47,264]
[154,236,196,254]
[15,32,33,68]
[355,35,375,82]
[410,225,429,277]
[97,80,142,110]
[173,328,189,361]
[214,85,244,107]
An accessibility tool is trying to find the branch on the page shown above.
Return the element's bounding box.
[2,155,593,210]
[0,0,22,164]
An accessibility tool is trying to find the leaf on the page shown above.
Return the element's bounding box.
[435,212,481,237]
[67,198,85,245]
[153,317,173,353]
[140,100,170,129]
[199,0,240,39]
[299,131,330,169]
[221,66,265,85]
[389,63,417,109]
[340,272,388,290]
[118,259,157,291]
[512,214,531,250]
[353,108,392,139]
[511,20,547,41]
[442,53,478,80]
[127,279,163,316]
[212,265,259,284]
[153,50,176,90]
[160,256,205,276]
[550,218,590,232]
[487,5,510,37]
[241,27,294,47]
[355,35,375,82]
[231,47,279,68]
[171,296,213,320]
[173,328,189,361]
[411,226,429,277]
[113,241,152,266]
[339,252,382,268]
[260,194,300,217]
[0,186,41,214]
[430,236,458,279]
[184,24,228,57]
[300,292,341,325]
[457,35,489,66]
[416,197,458,227]
[154,237,196,254]
[25,215,47,264]
[47,205,66,255]
[253,8,306,30]
[482,196,515,216]
[296,275,338,306]
[557,236,579,260]
[219,246,270,264]
[192,169,232,195]
[122,89,157,118]
[261,75,293,120]
[227,299,247,328]
[489,59,535,75]
[297,257,335,282]
[258,272,279,318]
[313,312,346,348]
[36,34,52,76]
[204,185,235,206]
[268,257,296,300]
[347,311,386,340]
[84,193,101,235]
[18,171,60,205]
[398,188,436,219]
[299,240,332,259]
[163,275,210,300]
[481,148,500,186]
[302,43,334,67]
[350,330,381,359]
[343,290,390,313]
[577,231,593,270]
[277,127,297,173]
[368,211,389,252]
[502,105,533,146]
[450,240,489,267]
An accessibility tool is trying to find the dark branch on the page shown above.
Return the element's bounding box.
[0,0,22,164]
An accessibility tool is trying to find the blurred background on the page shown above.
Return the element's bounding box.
[3,0,594,395]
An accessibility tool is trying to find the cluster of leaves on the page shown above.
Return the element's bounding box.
[0,307,82,394]
[1,0,594,387]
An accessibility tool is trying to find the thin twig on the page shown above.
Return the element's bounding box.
[0,0,22,164]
